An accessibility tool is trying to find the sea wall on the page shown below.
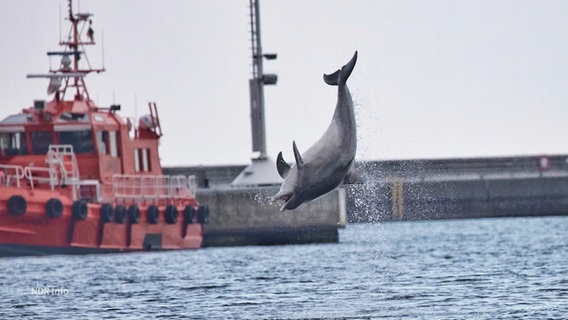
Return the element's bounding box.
[197,187,344,247]
[347,155,568,222]
[346,176,568,222]
[166,154,568,228]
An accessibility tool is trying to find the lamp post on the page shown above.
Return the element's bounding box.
[249,0,277,160]
[231,0,281,187]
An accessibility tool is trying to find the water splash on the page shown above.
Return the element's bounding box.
[349,93,393,223]
[347,161,391,223]
[251,187,279,208]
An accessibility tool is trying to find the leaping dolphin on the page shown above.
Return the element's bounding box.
[273,51,359,211]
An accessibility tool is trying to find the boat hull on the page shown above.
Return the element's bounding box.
[0,243,201,257]
[0,244,122,257]
[0,189,204,257]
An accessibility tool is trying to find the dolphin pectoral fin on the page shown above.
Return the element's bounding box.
[292,141,304,168]
[323,50,358,86]
[344,168,365,184]
[276,151,291,179]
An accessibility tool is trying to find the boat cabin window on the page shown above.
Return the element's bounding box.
[30,131,54,154]
[141,148,150,171]
[0,132,28,156]
[134,148,151,172]
[57,130,94,154]
[96,130,119,158]
[109,131,119,157]
[96,131,108,154]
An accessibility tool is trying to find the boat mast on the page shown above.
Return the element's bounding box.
[27,0,105,102]
[57,0,104,101]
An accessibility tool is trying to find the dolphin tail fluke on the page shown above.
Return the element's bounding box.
[323,50,358,86]
[323,69,341,86]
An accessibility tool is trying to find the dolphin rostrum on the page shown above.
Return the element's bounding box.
[273,51,358,211]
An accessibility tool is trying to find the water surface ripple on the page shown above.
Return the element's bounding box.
[1,216,566,319]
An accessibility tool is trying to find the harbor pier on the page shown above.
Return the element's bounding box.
[166,154,568,246]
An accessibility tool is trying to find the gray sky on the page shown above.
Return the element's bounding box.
[1,1,567,166]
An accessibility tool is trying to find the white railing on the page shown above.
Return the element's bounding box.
[112,174,196,201]
[46,144,79,184]
[0,145,101,202]
[24,166,59,190]
[0,164,26,188]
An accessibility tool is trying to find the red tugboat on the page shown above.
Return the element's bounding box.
[0,1,208,256]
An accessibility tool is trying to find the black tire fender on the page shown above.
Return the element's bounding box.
[72,199,88,220]
[8,195,26,216]
[47,198,64,218]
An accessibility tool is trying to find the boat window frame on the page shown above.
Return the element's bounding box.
[108,131,119,158]
[56,130,95,154]
[134,148,140,172]
[29,130,55,155]
[0,130,29,156]
[96,130,109,155]
[141,148,150,172]
[133,148,151,172]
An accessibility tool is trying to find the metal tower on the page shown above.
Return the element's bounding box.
[248,0,277,159]
[231,0,281,187]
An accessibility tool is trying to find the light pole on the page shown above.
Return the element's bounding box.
[249,0,277,160]
[231,0,281,187]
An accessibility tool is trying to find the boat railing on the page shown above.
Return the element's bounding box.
[112,174,197,201]
[46,144,80,184]
[24,166,59,190]
[0,161,99,201]
[0,164,26,188]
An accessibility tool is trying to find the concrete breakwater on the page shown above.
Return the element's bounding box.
[164,166,345,246]
[166,154,568,236]
[348,154,568,222]
[196,187,344,247]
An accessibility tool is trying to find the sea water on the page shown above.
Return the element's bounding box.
[1,216,566,319]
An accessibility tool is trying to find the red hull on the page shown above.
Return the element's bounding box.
[0,187,204,257]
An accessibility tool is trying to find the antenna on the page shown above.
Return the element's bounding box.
[58,2,62,43]
[101,30,105,69]
[134,92,138,124]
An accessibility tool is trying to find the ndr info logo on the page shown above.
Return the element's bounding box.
[30,284,69,296]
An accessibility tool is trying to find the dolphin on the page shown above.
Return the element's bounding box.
[273,51,359,211]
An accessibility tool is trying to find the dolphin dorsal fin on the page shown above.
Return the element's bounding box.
[292,141,304,168]
[276,151,291,179]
